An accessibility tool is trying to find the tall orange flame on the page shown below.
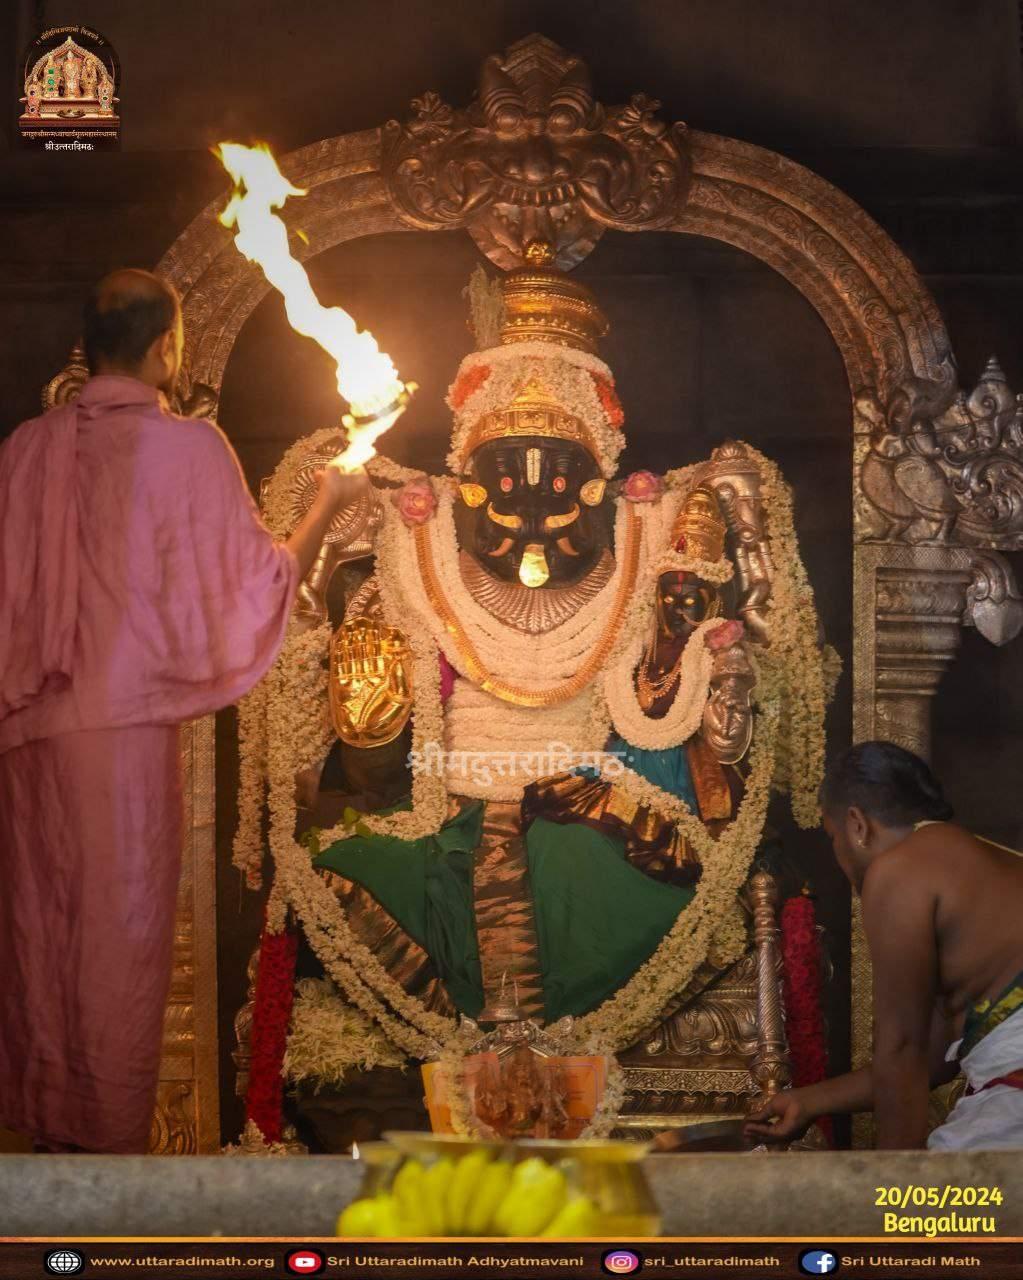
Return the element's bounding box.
[215,141,407,470]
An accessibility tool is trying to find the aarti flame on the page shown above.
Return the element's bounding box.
[215,141,409,471]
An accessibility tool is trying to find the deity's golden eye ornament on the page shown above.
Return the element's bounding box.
[486,502,524,530]
[543,503,581,532]
[459,482,488,508]
[580,478,606,507]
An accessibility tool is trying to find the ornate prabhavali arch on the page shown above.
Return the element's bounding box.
[44,35,1023,1151]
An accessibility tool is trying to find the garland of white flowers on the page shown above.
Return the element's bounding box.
[603,617,721,752]
[380,488,649,693]
[283,978,409,1087]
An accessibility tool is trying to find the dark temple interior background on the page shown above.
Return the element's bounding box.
[3,0,1022,1145]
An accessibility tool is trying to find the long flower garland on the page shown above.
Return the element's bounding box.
[603,616,721,752]
[235,428,831,1137]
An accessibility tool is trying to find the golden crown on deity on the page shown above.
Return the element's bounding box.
[446,242,625,477]
[658,486,734,581]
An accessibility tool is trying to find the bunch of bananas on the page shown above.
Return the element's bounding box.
[337,1152,601,1238]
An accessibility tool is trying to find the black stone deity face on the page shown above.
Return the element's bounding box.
[657,570,722,643]
[455,437,612,586]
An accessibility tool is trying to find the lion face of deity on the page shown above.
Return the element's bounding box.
[656,570,724,640]
[456,436,612,587]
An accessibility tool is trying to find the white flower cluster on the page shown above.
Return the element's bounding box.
[445,342,626,478]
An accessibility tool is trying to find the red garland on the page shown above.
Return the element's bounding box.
[451,364,491,409]
[592,374,625,429]
[780,894,833,1145]
[244,922,299,1144]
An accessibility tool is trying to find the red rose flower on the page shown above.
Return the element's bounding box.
[705,619,745,651]
[392,478,438,526]
[622,470,664,503]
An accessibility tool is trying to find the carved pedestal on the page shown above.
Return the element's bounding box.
[616,871,791,1137]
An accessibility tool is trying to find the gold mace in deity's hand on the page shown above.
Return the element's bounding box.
[214,141,415,471]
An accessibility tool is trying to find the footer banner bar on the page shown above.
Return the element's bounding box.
[1,1239,1022,1279]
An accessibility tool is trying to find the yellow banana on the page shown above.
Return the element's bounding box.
[464,1158,514,1235]
[421,1157,456,1235]
[391,1159,430,1236]
[540,1194,602,1238]
[369,1193,404,1238]
[336,1196,381,1237]
[446,1149,493,1235]
[493,1158,568,1237]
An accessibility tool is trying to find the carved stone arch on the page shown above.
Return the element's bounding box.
[150,130,950,425]
[42,34,1020,1149]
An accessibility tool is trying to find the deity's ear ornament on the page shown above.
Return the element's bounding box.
[445,241,627,479]
[458,482,488,508]
[657,485,735,585]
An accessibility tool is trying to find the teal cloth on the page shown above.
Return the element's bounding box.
[314,802,486,1018]
[607,733,698,807]
[525,816,695,1022]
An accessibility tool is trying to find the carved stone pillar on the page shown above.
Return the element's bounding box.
[748,871,791,1103]
[850,542,973,1143]
[861,545,975,760]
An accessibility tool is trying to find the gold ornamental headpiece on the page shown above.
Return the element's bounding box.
[658,486,734,582]
[500,241,609,352]
[447,242,625,478]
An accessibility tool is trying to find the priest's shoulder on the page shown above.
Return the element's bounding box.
[159,412,246,476]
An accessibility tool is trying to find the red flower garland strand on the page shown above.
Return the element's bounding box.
[592,374,625,429]
[244,922,299,1144]
[780,894,833,1145]
[450,364,491,410]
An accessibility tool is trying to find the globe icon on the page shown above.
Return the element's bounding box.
[46,1249,84,1275]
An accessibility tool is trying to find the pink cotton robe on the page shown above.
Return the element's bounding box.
[0,376,298,1152]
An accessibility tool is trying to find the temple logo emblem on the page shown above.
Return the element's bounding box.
[19,25,120,150]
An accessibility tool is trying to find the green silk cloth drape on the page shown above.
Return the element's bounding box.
[315,803,694,1023]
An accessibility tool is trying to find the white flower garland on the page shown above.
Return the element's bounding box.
[446,342,625,478]
[380,489,648,694]
[284,978,408,1087]
[233,430,829,1127]
[602,617,720,752]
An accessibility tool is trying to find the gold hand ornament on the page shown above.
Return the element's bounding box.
[701,644,755,764]
[329,616,414,748]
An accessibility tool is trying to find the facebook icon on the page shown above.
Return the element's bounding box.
[798,1249,838,1276]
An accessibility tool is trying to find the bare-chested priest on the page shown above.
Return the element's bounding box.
[748,740,1023,1150]
[0,269,361,1153]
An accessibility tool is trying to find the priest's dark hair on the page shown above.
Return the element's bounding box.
[82,269,178,374]
[820,740,954,828]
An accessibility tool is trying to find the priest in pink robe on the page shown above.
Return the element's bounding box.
[0,269,357,1153]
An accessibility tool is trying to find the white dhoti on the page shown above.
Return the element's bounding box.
[928,1009,1023,1151]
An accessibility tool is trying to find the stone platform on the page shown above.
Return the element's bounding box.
[1,1151,1021,1237]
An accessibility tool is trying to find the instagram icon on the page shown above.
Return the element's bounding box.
[602,1248,643,1274]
